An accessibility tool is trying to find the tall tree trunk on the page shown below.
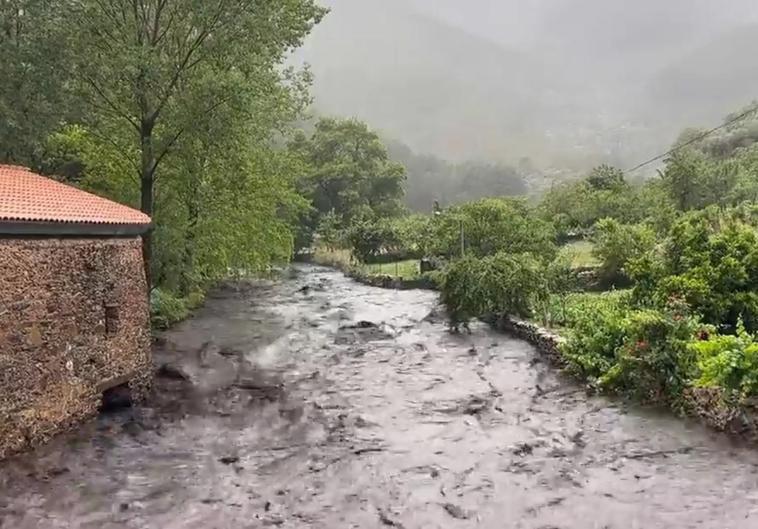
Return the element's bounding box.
[181,178,200,296]
[140,119,155,291]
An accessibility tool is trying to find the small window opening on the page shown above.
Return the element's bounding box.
[105,303,120,335]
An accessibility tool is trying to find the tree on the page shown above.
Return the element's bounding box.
[392,214,435,257]
[0,0,74,166]
[432,198,556,261]
[587,164,625,191]
[292,118,406,231]
[440,252,548,331]
[386,139,528,211]
[659,149,705,211]
[345,214,397,263]
[315,210,344,251]
[543,253,578,325]
[591,218,655,286]
[62,0,327,285]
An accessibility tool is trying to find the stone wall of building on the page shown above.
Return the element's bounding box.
[0,237,151,459]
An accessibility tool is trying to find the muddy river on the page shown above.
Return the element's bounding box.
[2,265,758,528]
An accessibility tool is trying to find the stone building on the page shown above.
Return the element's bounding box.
[0,165,153,459]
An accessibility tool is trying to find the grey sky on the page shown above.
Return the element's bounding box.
[298,0,758,170]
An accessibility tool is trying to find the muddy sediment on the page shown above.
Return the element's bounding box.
[1,265,758,528]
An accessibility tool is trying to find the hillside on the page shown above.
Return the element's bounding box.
[643,24,758,134]
[297,0,758,174]
[295,0,589,166]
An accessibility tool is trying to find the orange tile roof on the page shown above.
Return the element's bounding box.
[0,165,151,225]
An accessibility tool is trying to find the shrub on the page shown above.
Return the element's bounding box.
[432,198,556,261]
[601,304,702,402]
[690,322,758,399]
[150,288,189,330]
[391,214,434,258]
[561,295,703,402]
[587,164,626,191]
[591,218,655,286]
[538,254,579,326]
[560,293,629,381]
[635,211,758,332]
[440,252,548,330]
[345,216,399,263]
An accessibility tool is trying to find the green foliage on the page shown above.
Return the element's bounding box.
[631,210,758,332]
[690,322,758,398]
[543,290,628,329]
[345,214,397,263]
[659,149,706,211]
[601,305,701,401]
[560,293,629,381]
[538,254,580,326]
[546,253,578,295]
[292,117,406,241]
[1,0,328,304]
[587,164,625,191]
[315,210,344,251]
[150,287,206,330]
[150,289,190,330]
[687,104,758,160]
[539,169,672,240]
[0,0,75,166]
[440,252,548,329]
[591,219,655,286]
[390,214,435,258]
[432,198,556,260]
[562,296,702,401]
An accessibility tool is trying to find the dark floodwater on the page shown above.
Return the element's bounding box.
[2,265,758,529]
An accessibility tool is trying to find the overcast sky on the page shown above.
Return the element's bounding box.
[299,0,758,169]
[408,0,758,47]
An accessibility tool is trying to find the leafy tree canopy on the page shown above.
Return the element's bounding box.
[291,117,407,245]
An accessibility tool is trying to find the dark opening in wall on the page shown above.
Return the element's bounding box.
[105,303,120,335]
[99,383,133,413]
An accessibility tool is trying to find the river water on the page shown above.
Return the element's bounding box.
[2,265,758,528]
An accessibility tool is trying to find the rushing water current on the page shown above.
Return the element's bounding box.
[2,265,758,528]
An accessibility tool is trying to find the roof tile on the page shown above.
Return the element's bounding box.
[0,165,151,226]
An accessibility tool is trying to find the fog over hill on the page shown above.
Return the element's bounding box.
[295,0,758,176]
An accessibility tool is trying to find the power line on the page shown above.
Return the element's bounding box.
[625,103,758,174]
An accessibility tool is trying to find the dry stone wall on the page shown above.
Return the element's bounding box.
[498,317,758,442]
[0,237,151,459]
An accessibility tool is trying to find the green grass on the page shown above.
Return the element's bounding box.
[560,240,599,268]
[312,247,353,269]
[363,259,421,279]
[311,247,421,279]
[536,289,630,331]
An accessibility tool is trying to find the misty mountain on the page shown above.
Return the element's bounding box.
[386,140,528,211]
[296,0,579,165]
[298,0,758,174]
[643,24,758,134]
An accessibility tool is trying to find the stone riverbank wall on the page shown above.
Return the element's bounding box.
[497,316,758,443]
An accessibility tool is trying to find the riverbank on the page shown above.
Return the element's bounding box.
[305,247,438,290]
[496,315,758,443]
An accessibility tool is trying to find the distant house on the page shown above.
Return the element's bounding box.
[0,165,153,459]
